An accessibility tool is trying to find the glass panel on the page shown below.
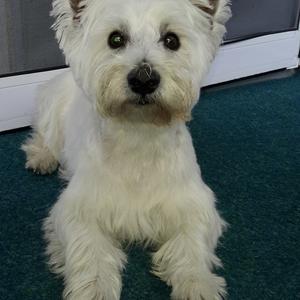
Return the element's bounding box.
[225,0,300,43]
[0,0,64,76]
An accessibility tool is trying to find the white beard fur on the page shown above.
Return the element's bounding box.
[22,0,231,299]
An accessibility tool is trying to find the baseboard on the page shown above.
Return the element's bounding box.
[204,31,300,85]
[0,69,65,132]
[1,31,299,132]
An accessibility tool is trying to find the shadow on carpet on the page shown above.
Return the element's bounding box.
[0,71,299,300]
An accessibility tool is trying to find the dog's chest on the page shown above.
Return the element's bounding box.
[98,153,177,241]
[95,127,188,242]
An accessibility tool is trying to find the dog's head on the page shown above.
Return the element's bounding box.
[52,0,231,125]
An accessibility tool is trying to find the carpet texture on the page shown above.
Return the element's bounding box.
[0,71,299,300]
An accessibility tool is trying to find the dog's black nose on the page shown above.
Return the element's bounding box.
[127,64,160,96]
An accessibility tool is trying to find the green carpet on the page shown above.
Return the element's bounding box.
[1,71,300,300]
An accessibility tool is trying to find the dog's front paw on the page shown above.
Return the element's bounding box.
[64,277,121,300]
[171,274,226,300]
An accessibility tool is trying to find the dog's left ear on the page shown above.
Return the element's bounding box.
[192,0,218,15]
[190,0,231,25]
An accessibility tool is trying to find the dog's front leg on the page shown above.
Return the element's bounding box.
[44,190,126,300]
[152,224,226,300]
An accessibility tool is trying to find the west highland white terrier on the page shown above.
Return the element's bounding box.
[22,0,231,299]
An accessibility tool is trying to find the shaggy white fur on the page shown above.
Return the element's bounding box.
[22,0,231,299]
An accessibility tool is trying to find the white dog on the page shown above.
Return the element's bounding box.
[22,0,231,299]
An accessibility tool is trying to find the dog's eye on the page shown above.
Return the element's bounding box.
[163,32,180,51]
[108,31,127,49]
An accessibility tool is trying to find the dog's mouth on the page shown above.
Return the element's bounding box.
[130,95,156,106]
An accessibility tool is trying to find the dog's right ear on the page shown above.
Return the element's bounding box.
[52,0,86,23]
[70,0,86,20]
[51,0,87,50]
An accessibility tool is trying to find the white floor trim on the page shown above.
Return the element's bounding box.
[204,30,300,85]
[1,30,300,132]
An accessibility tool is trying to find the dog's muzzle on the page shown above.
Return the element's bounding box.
[127,63,160,102]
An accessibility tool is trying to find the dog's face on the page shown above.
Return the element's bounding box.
[52,0,230,125]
